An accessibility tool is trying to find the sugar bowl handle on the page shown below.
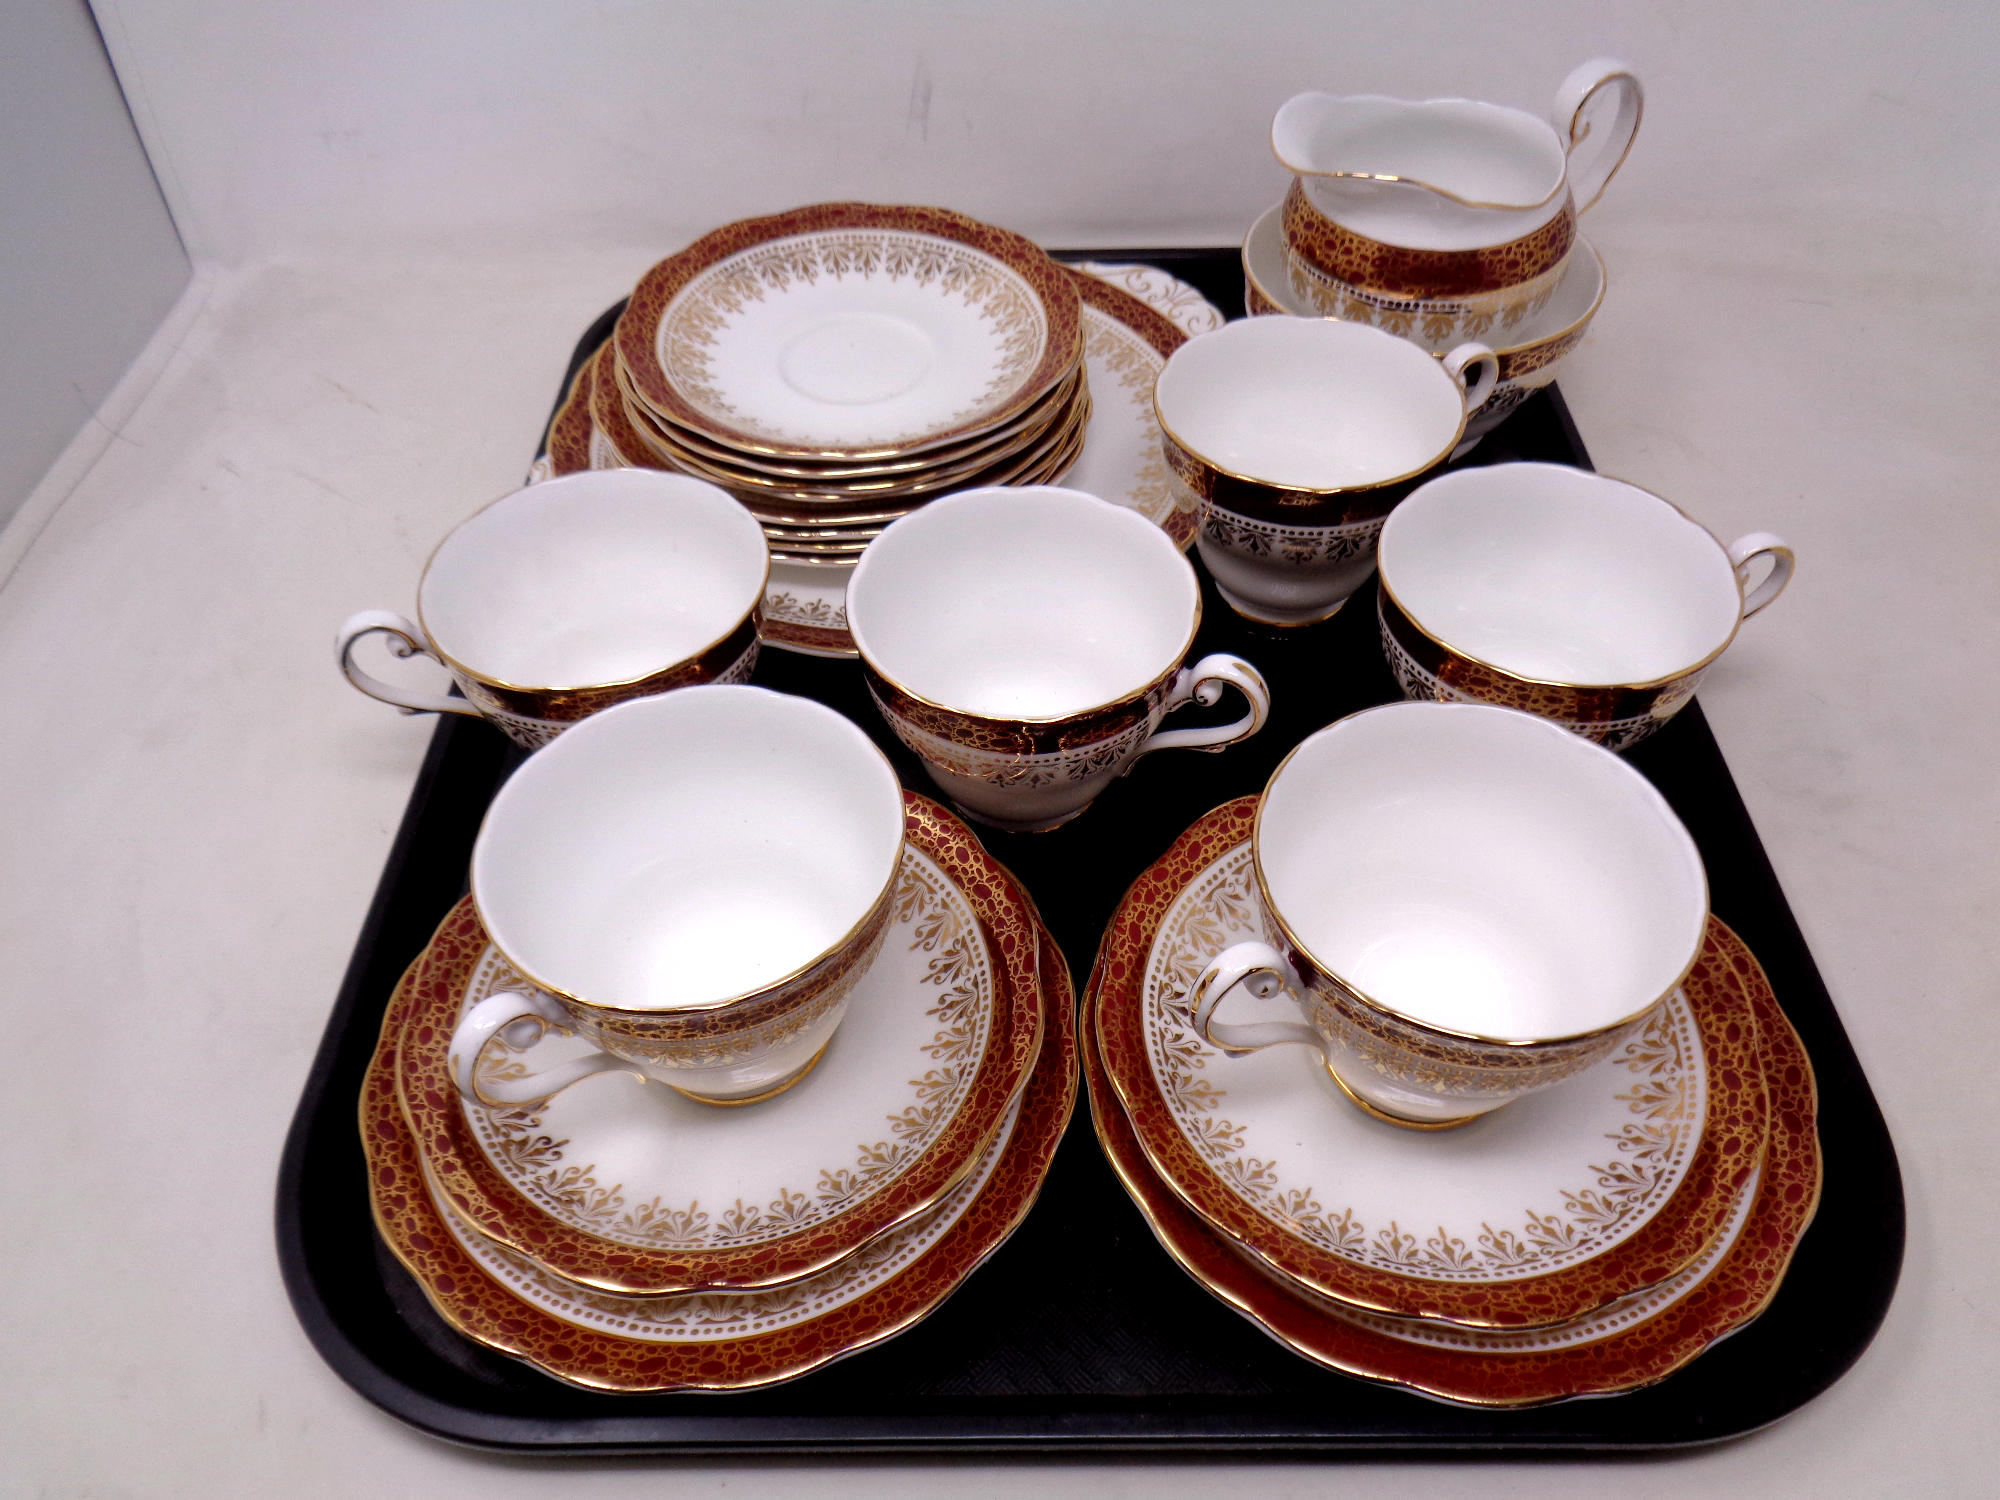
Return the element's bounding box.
[1728,532,1795,618]
[1192,941,1325,1056]
[1555,60,1644,213]
[449,989,641,1109]
[337,609,484,719]
[1137,654,1272,757]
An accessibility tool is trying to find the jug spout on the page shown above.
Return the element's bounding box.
[1271,91,1568,213]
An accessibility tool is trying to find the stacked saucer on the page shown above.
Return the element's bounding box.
[361,793,1076,1392]
[543,252,1225,659]
[1083,797,1822,1406]
[1241,202,1606,454]
[593,202,1090,568]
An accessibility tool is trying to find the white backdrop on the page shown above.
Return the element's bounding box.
[16,1,1997,1493]
[91,0,1999,265]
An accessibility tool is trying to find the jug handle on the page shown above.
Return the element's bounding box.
[1554,60,1644,214]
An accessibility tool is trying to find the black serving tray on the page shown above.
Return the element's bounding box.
[276,248,1902,1455]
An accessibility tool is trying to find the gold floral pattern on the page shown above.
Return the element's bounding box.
[1089,798,1769,1328]
[440,1080,1025,1343]
[1198,498,1386,569]
[1083,933,1819,1403]
[393,792,1046,1295]
[615,202,1082,461]
[1282,178,1575,299]
[362,909,1078,1391]
[1377,587,1704,750]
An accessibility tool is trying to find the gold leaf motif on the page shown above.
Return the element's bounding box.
[466,851,998,1252]
[1145,846,1709,1282]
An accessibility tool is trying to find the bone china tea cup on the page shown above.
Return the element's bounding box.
[1153,316,1496,624]
[447,685,906,1107]
[337,469,769,748]
[1193,701,1707,1128]
[845,486,1271,832]
[1376,463,1795,750]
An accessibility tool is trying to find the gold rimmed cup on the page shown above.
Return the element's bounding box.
[1376,462,1794,749]
[847,486,1271,831]
[446,685,907,1107]
[1191,700,1708,1128]
[335,470,767,749]
[1153,316,1496,625]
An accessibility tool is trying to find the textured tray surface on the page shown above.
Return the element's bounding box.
[276,248,1902,1455]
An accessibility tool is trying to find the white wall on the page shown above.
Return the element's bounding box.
[88,0,2000,268]
[1,0,190,528]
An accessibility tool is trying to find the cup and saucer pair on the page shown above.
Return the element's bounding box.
[1084,779,1822,1407]
[360,692,1077,1391]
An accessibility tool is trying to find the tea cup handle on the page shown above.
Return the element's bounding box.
[337,609,484,719]
[1441,343,1499,416]
[1192,941,1325,1056]
[1728,533,1795,618]
[449,988,643,1109]
[1554,60,1644,214]
[1136,654,1272,757]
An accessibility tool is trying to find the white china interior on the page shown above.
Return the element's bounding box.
[1273,93,1568,248]
[446,1087,1023,1341]
[419,470,766,687]
[471,685,903,1010]
[847,485,1198,717]
[459,841,997,1251]
[1380,464,1746,683]
[1258,701,1706,1041]
[1145,840,1709,1278]
[1155,317,1467,489]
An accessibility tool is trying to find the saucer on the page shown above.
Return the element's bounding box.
[1241,203,1607,455]
[1084,933,1820,1405]
[364,915,1077,1391]
[615,203,1083,460]
[761,560,858,658]
[395,792,1043,1296]
[753,261,1224,658]
[1091,798,1768,1328]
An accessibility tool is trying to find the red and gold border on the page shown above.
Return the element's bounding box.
[1068,262,1187,361]
[361,901,1076,1392]
[545,346,604,478]
[393,792,1045,1296]
[1085,925,1819,1405]
[454,610,761,725]
[863,656,1183,760]
[615,202,1083,462]
[1157,397,1460,529]
[1091,797,1768,1329]
[620,344,1085,485]
[1281,179,1575,300]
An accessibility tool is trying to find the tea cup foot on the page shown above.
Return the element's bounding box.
[1324,1062,1484,1131]
[668,1036,835,1107]
[1213,584,1350,629]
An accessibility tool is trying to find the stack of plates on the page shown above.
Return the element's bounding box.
[589,202,1091,568]
[360,794,1076,1392]
[540,245,1224,658]
[1083,797,1823,1407]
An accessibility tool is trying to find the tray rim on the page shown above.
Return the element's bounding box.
[275,247,1904,1457]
